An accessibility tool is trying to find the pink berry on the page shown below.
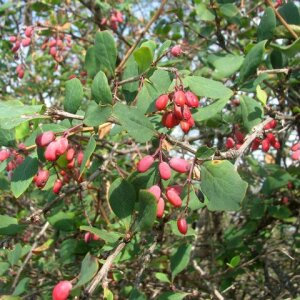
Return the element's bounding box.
[66,148,75,161]
[52,280,72,300]
[169,157,190,173]
[234,130,244,143]
[50,47,57,56]
[156,197,165,218]
[187,116,195,128]
[171,45,182,57]
[67,158,75,169]
[115,11,123,23]
[0,149,10,162]
[225,137,235,149]
[137,155,154,173]
[49,40,57,47]
[155,94,169,111]
[177,217,188,235]
[44,141,58,161]
[180,120,190,133]
[174,91,186,107]
[21,38,31,47]
[166,188,182,207]
[272,140,281,150]
[168,185,182,195]
[17,68,25,79]
[291,150,300,161]
[182,105,191,120]
[77,150,84,166]
[9,36,17,43]
[185,91,199,108]
[262,139,270,152]
[158,162,171,180]
[55,138,69,156]
[173,104,183,119]
[35,131,56,147]
[35,169,50,188]
[148,185,161,201]
[162,112,180,128]
[291,143,300,151]
[24,26,33,38]
[12,40,20,52]
[6,161,16,171]
[266,133,275,144]
[281,196,289,205]
[53,179,63,194]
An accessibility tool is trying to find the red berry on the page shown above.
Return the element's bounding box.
[6,161,16,171]
[291,143,300,151]
[168,185,182,195]
[262,139,270,152]
[9,36,17,43]
[49,40,57,47]
[24,26,33,38]
[55,138,69,156]
[185,91,199,108]
[174,91,186,107]
[171,45,182,57]
[0,149,10,162]
[281,196,289,205]
[234,130,244,143]
[155,94,169,111]
[115,11,123,23]
[180,120,190,133]
[67,159,75,169]
[49,47,57,56]
[273,140,281,150]
[66,148,75,161]
[53,179,63,194]
[166,188,182,207]
[56,39,63,49]
[156,197,165,218]
[291,150,300,161]
[35,131,56,147]
[251,138,261,151]
[21,38,31,47]
[162,112,179,128]
[266,133,275,144]
[236,144,242,150]
[52,280,72,300]
[169,157,190,173]
[15,155,24,165]
[12,40,20,52]
[177,217,188,235]
[182,105,191,120]
[35,169,50,188]
[77,150,84,166]
[148,185,161,201]
[173,105,183,119]
[225,137,235,149]
[264,119,277,130]
[137,155,154,173]
[44,141,58,161]
[158,162,171,180]
[287,182,293,190]
[187,116,195,128]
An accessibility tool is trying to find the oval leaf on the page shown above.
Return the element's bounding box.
[91,71,112,105]
[64,78,83,114]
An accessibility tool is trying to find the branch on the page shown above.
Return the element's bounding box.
[116,0,168,73]
[11,222,50,291]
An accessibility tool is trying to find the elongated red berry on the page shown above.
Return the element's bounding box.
[0,149,10,162]
[185,91,199,108]
[66,148,75,161]
[44,141,58,161]
[24,26,33,38]
[9,36,17,43]
[272,139,280,150]
[148,185,161,201]
[166,188,182,207]
[180,120,190,133]
[35,131,56,147]
[291,150,300,161]
[35,169,50,188]
[50,46,57,56]
[266,133,275,144]
[12,40,20,52]
[155,94,169,111]
[182,105,191,120]
[187,116,195,128]
[251,138,261,151]
[169,157,190,173]
[173,105,183,119]
[291,143,300,151]
[225,137,235,149]
[157,197,165,218]
[6,161,16,171]
[53,179,63,194]
[55,138,69,156]
[262,139,270,152]
[168,185,182,195]
[21,38,31,47]
[171,45,182,57]
[77,150,84,166]
[177,217,188,235]
[162,112,179,128]
[159,162,171,180]
[174,91,186,107]
[137,155,154,172]
[234,130,244,143]
[264,119,277,130]
[52,280,72,300]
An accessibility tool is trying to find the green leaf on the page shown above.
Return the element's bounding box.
[91,71,112,105]
[256,85,267,106]
[64,78,83,114]
[104,288,114,300]
[80,226,122,243]
[79,135,96,176]
[211,55,244,79]
[113,103,155,143]
[227,255,241,268]
[129,288,147,300]
[84,102,112,127]
[136,190,157,231]
[239,96,263,132]
[170,244,192,280]
[156,40,172,58]
[133,47,153,73]
[0,215,24,236]
[48,211,76,231]
[186,76,233,100]
[196,146,215,159]
[8,243,22,266]
[195,3,215,21]
[11,156,39,198]
[73,253,99,288]
[200,160,248,211]
[95,31,117,76]
[278,2,300,25]
[108,178,136,230]
[268,205,291,220]
[157,291,189,300]
[85,46,99,78]
[238,41,267,83]
[155,272,171,283]
[0,262,10,276]
[271,38,300,57]
[122,55,139,96]
[193,98,228,122]
[137,70,172,113]
[12,277,30,296]
[220,3,239,18]
[257,7,276,41]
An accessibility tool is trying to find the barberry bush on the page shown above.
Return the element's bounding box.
[0,0,299,299]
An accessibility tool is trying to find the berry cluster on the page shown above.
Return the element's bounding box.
[291,142,300,161]
[101,10,124,31]
[156,90,199,134]
[137,153,191,235]
[225,119,280,152]
[0,147,25,174]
